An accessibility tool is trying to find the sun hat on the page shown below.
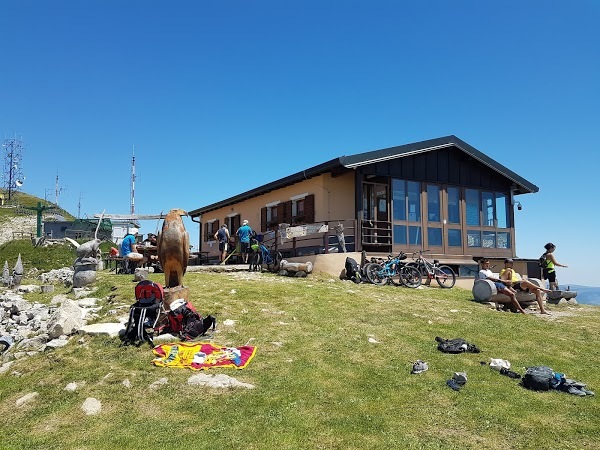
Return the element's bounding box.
[243,219,249,225]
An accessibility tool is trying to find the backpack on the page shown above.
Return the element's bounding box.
[166,300,217,341]
[435,336,481,354]
[538,253,549,269]
[121,281,165,347]
[345,257,362,284]
[522,366,554,391]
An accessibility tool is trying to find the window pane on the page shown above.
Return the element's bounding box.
[466,189,480,226]
[409,226,421,245]
[393,225,407,244]
[392,179,406,221]
[483,231,496,248]
[467,230,481,247]
[495,193,508,228]
[448,229,462,247]
[407,181,421,222]
[482,191,494,226]
[427,185,440,222]
[428,227,442,246]
[448,186,460,224]
[497,232,510,249]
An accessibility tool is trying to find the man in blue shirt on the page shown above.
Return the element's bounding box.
[120,231,144,271]
[236,220,253,263]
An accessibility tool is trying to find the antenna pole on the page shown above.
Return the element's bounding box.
[130,145,136,215]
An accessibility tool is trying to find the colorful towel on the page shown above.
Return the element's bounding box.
[152,342,256,370]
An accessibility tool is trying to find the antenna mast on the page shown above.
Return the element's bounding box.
[130,146,136,215]
[2,135,25,202]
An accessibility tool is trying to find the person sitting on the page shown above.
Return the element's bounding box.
[141,233,159,267]
[477,258,526,314]
[120,231,145,272]
[500,258,551,315]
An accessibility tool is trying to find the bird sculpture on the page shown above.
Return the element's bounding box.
[157,208,190,288]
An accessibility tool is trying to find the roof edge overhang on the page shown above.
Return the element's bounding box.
[190,135,539,217]
[189,157,344,216]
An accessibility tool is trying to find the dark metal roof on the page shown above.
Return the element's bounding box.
[189,135,539,217]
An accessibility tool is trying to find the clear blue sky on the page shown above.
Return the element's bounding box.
[1,1,598,286]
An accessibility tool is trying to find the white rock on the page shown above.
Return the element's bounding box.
[81,397,102,415]
[187,373,254,389]
[16,392,39,407]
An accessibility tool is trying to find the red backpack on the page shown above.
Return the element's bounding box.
[134,280,164,305]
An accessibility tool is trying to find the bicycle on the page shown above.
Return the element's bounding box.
[249,237,282,273]
[364,252,421,287]
[407,250,456,288]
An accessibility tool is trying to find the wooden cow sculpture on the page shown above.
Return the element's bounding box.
[157,208,190,288]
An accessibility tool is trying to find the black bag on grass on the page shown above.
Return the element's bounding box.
[522,366,554,391]
[435,336,481,354]
[345,257,362,284]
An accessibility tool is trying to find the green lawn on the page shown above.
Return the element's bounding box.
[1,270,598,450]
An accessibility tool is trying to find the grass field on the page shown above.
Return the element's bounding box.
[1,269,598,450]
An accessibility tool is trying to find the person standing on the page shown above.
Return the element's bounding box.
[236,219,253,264]
[214,224,230,263]
[542,243,568,290]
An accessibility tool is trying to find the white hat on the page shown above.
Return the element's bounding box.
[128,227,139,235]
[243,219,249,225]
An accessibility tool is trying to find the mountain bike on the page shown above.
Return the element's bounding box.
[364,252,421,287]
[249,237,282,273]
[407,250,456,288]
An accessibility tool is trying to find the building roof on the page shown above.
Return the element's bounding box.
[189,135,539,216]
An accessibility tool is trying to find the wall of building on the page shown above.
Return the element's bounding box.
[199,172,355,258]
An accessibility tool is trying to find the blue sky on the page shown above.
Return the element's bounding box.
[1,1,598,286]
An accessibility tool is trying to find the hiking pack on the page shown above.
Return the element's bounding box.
[166,299,217,341]
[344,257,362,284]
[522,366,555,391]
[435,336,481,354]
[538,253,549,269]
[121,280,165,347]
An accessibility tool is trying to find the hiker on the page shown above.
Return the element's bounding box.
[542,243,568,290]
[236,219,253,264]
[477,258,526,314]
[500,259,552,315]
[214,224,230,263]
[120,230,146,270]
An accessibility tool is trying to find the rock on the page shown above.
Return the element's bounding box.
[81,397,102,415]
[46,338,69,349]
[16,392,39,407]
[149,377,169,390]
[78,322,125,337]
[40,285,54,294]
[187,373,254,389]
[47,299,84,338]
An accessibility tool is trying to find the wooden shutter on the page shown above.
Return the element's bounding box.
[261,207,267,232]
[305,194,315,223]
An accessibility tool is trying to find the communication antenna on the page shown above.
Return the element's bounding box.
[130,146,136,215]
[77,191,84,218]
[2,135,25,202]
[54,172,67,206]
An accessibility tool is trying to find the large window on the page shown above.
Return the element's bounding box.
[427,185,440,222]
[447,186,460,224]
[466,189,480,226]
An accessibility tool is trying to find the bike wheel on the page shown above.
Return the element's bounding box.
[361,262,375,283]
[399,265,422,288]
[435,265,456,288]
[249,253,262,272]
[389,264,404,286]
[365,263,388,285]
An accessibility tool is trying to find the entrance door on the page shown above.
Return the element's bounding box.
[362,183,390,249]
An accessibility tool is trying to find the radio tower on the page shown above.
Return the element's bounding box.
[130,146,136,214]
[2,136,25,202]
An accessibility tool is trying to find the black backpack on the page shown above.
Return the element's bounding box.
[522,366,554,391]
[538,253,549,269]
[345,257,362,284]
[435,336,481,354]
[121,281,165,347]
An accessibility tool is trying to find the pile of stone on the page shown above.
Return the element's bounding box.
[0,285,105,364]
